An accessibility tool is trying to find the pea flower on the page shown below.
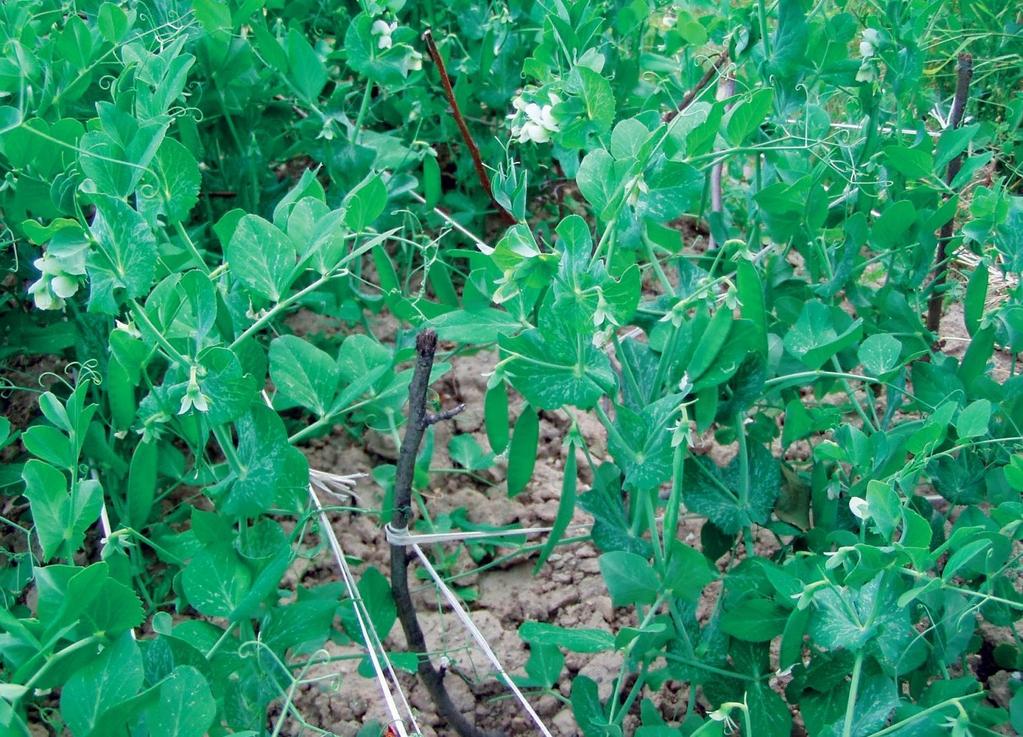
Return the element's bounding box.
[508,92,560,144]
[849,496,870,520]
[28,249,87,310]
[402,48,424,74]
[859,28,881,58]
[178,365,210,415]
[371,19,397,50]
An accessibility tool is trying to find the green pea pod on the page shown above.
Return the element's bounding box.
[127,439,158,528]
[507,406,539,497]
[484,382,510,453]
[107,360,136,433]
[534,437,577,572]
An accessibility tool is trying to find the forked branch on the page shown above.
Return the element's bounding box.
[389,329,493,737]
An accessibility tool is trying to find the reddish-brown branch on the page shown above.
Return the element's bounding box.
[926,53,974,336]
[422,30,515,224]
[663,49,730,123]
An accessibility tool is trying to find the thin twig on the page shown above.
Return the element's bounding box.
[662,49,730,123]
[389,330,497,737]
[926,53,973,336]
[422,30,515,224]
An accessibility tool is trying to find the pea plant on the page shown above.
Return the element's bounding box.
[1,1,1022,737]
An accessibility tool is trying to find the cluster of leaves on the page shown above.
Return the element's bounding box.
[0,0,454,734]
[2,1,1023,736]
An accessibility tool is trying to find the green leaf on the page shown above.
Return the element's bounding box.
[287,28,327,101]
[21,425,73,469]
[883,145,933,179]
[269,335,339,416]
[22,460,102,562]
[685,443,779,535]
[197,346,258,425]
[146,666,216,737]
[663,540,718,603]
[448,435,494,471]
[599,550,659,607]
[725,88,773,145]
[576,148,618,216]
[865,480,900,540]
[87,195,158,313]
[219,406,309,518]
[964,265,988,337]
[507,407,539,496]
[783,300,863,369]
[519,622,615,653]
[429,308,524,343]
[226,215,298,302]
[499,321,615,410]
[858,334,902,376]
[182,545,251,618]
[955,399,991,439]
[142,138,201,224]
[720,597,789,642]
[522,643,564,688]
[870,200,917,251]
[609,118,650,160]
[343,173,387,230]
[605,395,679,490]
[572,675,621,737]
[60,632,142,737]
[574,66,616,130]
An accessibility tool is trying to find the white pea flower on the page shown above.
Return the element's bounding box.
[28,250,86,310]
[178,365,210,415]
[859,28,880,58]
[402,49,424,74]
[625,174,649,206]
[371,19,397,50]
[849,496,870,520]
[508,91,560,144]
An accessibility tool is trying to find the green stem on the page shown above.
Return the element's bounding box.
[174,222,210,274]
[130,300,190,367]
[18,635,100,697]
[595,404,635,462]
[230,274,331,349]
[663,444,686,561]
[351,82,374,143]
[756,0,772,59]
[612,332,644,405]
[643,233,673,293]
[205,621,238,660]
[842,652,865,737]
[831,357,877,433]
[735,411,754,557]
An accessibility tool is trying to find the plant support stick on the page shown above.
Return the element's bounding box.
[422,30,515,224]
[388,330,493,737]
[926,53,973,335]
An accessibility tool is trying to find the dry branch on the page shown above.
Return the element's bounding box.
[389,330,494,737]
[422,30,515,225]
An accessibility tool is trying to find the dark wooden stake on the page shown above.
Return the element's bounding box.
[422,30,515,225]
[389,330,494,737]
[926,53,974,336]
[662,49,730,123]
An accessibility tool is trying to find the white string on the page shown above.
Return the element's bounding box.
[410,543,555,737]
[385,522,590,547]
[309,487,421,737]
